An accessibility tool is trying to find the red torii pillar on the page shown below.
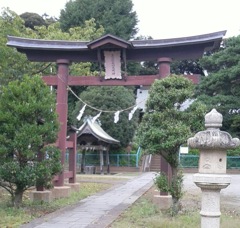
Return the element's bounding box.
[158,57,172,196]
[158,57,172,78]
[55,59,70,186]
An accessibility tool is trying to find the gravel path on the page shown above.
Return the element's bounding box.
[183,173,240,212]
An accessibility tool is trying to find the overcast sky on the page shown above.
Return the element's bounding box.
[0,0,239,39]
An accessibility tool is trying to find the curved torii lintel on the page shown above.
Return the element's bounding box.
[7,31,226,62]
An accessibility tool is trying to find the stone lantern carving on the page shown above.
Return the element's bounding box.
[188,109,240,228]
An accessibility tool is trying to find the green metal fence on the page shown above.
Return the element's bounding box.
[226,156,240,169]
[180,155,240,169]
[65,152,240,169]
[180,155,199,168]
[66,147,142,168]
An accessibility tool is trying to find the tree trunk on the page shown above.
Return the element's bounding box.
[106,150,110,174]
[100,150,104,175]
[81,151,85,173]
[171,196,181,216]
[36,149,44,191]
[13,188,24,207]
[170,165,182,216]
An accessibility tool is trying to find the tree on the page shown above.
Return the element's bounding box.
[0,9,104,85]
[42,13,58,27]
[196,35,240,137]
[0,9,58,84]
[20,12,46,29]
[59,0,138,40]
[136,75,205,214]
[0,75,62,207]
[72,86,138,148]
[171,59,204,75]
[0,9,33,85]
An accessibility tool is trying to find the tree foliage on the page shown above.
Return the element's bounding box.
[137,75,195,161]
[59,0,138,40]
[196,35,240,137]
[20,12,46,29]
[0,9,104,85]
[72,86,138,148]
[171,59,204,75]
[137,75,206,214]
[0,9,33,84]
[20,12,57,28]
[0,75,62,207]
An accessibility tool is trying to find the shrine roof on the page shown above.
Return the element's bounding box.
[6,31,226,61]
[77,118,120,144]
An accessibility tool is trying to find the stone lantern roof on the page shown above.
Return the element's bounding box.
[188,109,240,149]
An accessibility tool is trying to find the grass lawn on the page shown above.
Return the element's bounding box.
[0,172,135,227]
[0,182,111,227]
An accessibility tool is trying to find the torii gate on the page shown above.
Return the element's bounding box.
[7,31,226,193]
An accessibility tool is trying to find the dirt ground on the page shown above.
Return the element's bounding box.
[80,172,240,215]
[144,173,240,215]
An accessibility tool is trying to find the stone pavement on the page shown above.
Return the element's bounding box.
[21,172,155,228]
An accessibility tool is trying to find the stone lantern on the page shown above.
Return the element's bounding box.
[187,109,240,228]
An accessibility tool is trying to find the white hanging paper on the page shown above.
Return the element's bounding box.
[114,111,120,123]
[92,112,102,123]
[76,104,86,121]
[128,106,138,120]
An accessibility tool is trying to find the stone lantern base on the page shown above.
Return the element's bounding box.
[193,173,231,228]
[30,190,52,202]
[52,186,71,199]
[153,195,172,210]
